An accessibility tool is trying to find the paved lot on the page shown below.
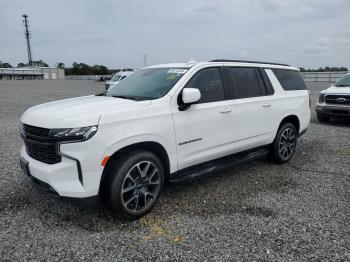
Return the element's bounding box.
[0,80,349,261]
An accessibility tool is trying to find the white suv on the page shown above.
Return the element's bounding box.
[316,73,350,122]
[20,60,310,220]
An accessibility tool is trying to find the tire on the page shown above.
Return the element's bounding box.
[270,123,297,164]
[317,113,330,122]
[101,150,164,220]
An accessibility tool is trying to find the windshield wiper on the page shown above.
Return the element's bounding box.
[335,84,350,87]
[95,91,107,96]
[111,95,139,101]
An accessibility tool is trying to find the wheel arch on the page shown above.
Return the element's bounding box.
[98,141,171,196]
[278,115,300,133]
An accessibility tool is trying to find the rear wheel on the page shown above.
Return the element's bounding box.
[317,113,330,122]
[102,150,164,220]
[270,123,297,164]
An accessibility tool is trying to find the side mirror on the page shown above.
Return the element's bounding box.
[179,88,201,111]
[182,88,201,104]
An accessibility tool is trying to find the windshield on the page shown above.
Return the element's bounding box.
[335,74,350,87]
[106,68,188,100]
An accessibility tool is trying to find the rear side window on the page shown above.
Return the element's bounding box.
[185,67,225,103]
[229,67,262,98]
[273,69,307,90]
[259,69,274,95]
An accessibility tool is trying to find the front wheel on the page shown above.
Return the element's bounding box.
[102,151,164,220]
[270,123,297,164]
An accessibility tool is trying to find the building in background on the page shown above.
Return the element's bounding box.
[0,67,65,80]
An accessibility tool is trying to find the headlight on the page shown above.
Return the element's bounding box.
[318,94,325,103]
[49,125,98,141]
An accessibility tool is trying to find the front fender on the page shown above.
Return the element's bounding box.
[103,134,177,173]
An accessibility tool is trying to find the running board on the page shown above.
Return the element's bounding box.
[168,148,269,184]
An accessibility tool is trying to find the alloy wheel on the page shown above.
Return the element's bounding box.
[121,161,161,213]
[279,127,296,160]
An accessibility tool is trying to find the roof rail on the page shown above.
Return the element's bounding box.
[210,59,290,67]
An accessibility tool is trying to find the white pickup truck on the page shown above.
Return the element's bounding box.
[20,60,310,220]
[316,73,350,122]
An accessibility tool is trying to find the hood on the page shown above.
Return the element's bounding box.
[21,95,151,128]
[323,85,350,94]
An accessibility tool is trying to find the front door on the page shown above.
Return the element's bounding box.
[172,67,236,170]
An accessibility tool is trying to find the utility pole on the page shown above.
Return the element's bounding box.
[22,14,33,67]
[143,54,147,68]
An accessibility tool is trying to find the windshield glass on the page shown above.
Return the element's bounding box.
[335,74,350,87]
[106,68,188,100]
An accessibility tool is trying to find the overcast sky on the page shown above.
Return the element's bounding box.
[1,0,349,69]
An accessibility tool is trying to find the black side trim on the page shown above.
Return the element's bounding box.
[59,152,83,186]
[169,145,270,183]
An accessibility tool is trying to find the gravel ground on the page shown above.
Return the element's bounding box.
[0,80,349,261]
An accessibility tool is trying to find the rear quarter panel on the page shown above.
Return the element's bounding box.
[266,69,310,136]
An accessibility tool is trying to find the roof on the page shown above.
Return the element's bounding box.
[210,59,289,66]
[147,62,196,69]
[145,60,297,70]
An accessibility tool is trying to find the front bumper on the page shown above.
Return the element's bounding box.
[316,104,350,119]
[20,146,100,199]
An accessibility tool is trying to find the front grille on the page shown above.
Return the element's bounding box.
[23,124,50,137]
[325,95,350,105]
[22,124,61,164]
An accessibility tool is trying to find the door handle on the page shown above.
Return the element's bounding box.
[262,103,272,108]
[220,108,232,113]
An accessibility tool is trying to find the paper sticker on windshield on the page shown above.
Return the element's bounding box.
[167,74,176,80]
[167,69,187,75]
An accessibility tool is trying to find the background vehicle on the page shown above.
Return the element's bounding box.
[316,73,350,122]
[20,60,310,220]
[105,70,136,90]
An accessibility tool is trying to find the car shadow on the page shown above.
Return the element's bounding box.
[310,117,350,127]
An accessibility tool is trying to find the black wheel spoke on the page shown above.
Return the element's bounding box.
[121,160,161,213]
[122,184,136,193]
[125,195,137,206]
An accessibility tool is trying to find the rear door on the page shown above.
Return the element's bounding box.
[227,67,273,150]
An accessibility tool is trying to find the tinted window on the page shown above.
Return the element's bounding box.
[259,69,274,95]
[186,67,225,103]
[229,67,262,98]
[273,69,307,90]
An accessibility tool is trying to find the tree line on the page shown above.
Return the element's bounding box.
[1,60,348,74]
[0,61,133,75]
[299,66,348,72]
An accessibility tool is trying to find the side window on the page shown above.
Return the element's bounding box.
[229,67,262,98]
[186,67,225,103]
[259,68,274,95]
[272,69,307,90]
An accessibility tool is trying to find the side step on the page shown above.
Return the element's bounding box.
[168,148,269,184]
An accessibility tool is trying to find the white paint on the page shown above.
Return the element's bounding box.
[20,61,310,198]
